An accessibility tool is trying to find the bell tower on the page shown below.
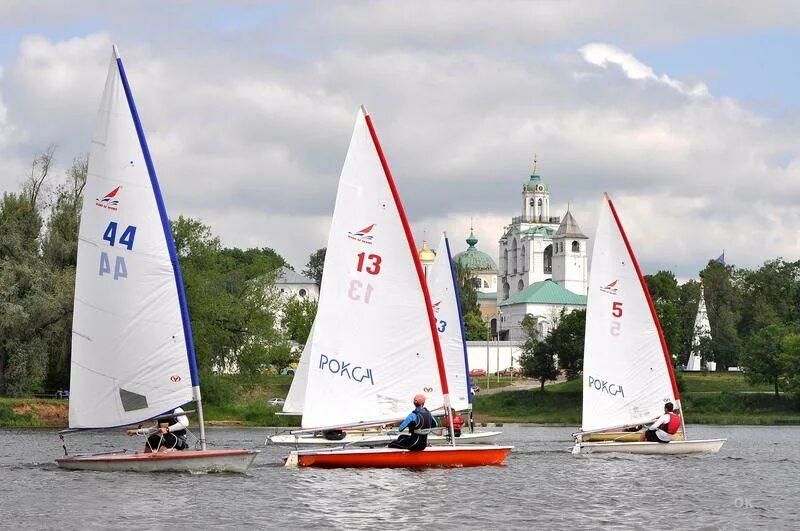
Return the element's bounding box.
[551,208,588,295]
[521,156,550,222]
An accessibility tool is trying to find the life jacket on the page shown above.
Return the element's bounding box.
[660,412,681,435]
[157,410,187,437]
[409,407,436,436]
[450,415,464,430]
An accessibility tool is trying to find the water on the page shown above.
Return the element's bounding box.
[0,425,796,529]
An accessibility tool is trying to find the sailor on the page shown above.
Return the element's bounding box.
[641,402,681,443]
[387,394,437,451]
[126,407,189,453]
[444,410,464,437]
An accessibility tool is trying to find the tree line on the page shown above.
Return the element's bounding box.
[0,148,316,396]
[519,258,800,399]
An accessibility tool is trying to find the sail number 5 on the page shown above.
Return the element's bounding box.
[610,301,623,336]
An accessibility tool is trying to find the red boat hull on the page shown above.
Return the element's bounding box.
[291,445,512,468]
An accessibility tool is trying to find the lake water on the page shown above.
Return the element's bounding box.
[0,425,797,529]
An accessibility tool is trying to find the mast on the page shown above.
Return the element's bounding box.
[604,193,685,438]
[361,106,454,444]
[115,46,206,450]
[445,233,473,409]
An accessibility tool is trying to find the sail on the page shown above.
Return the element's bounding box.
[282,323,314,414]
[686,288,710,371]
[427,235,471,411]
[581,194,678,432]
[68,47,193,429]
[299,108,444,430]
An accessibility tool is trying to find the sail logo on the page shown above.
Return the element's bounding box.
[432,301,441,314]
[95,186,121,211]
[600,280,619,295]
[170,375,182,382]
[347,223,376,245]
[587,375,624,397]
[318,354,375,385]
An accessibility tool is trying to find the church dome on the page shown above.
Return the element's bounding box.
[523,172,548,194]
[418,240,436,262]
[453,231,498,274]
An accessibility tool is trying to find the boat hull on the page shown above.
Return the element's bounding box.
[286,445,513,468]
[582,431,685,443]
[574,439,726,455]
[269,430,501,447]
[56,449,259,473]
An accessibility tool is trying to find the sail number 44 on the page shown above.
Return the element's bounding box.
[99,221,137,280]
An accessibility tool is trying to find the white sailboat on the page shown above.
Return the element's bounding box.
[283,107,511,467]
[56,46,257,473]
[268,233,501,447]
[686,286,710,371]
[572,194,725,455]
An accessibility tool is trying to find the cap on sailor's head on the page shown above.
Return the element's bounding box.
[413,394,426,406]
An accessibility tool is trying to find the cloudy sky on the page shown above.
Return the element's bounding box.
[1,1,798,279]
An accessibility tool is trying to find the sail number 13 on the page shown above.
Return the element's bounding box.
[610,301,623,336]
[349,252,382,304]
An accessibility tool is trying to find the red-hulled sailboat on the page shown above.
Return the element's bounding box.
[283,107,511,468]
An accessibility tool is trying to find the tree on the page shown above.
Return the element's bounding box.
[454,261,480,316]
[282,296,317,344]
[303,248,326,285]
[780,332,800,399]
[740,324,790,397]
[463,312,490,341]
[549,309,585,380]
[518,314,558,391]
[700,260,742,369]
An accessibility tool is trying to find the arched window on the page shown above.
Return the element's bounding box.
[537,199,543,221]
[511,239,518,275]
[521,245,527,272]
[543,244,553,274]
[572,241,580,253]
[483,279,490,288]
[503,249,509,275]
[473,278,482,288]
[517,279,525,292]
[503,282,510,299]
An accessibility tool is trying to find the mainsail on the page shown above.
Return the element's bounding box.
[581,194,679,433]
[428,234,471,411]
[69,47,195,429]
[686,287,710,371]
[299,107,446,430]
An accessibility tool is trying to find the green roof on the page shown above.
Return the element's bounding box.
[500,280,586,306]
[522,172,548,193]
[453,231,498,274]
[477,291,497,300]
[522,226,555,237]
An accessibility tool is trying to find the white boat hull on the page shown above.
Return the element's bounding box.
[269,430,501,448]
[574,438,726,455]
[56,449,259,473]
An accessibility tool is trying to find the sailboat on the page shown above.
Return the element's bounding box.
[686,286,710,371]
[55,46,258,473]
[283,107,511,467]
[268,233,501,447]
[572,194,725,455]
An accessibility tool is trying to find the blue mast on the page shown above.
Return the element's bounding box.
[445,235,473,405]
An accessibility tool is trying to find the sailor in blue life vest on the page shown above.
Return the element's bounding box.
[387,394,437,451]
[641,402,682,443]
[126,407,189,453]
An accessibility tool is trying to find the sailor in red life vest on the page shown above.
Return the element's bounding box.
[642,402,681,443]
[443,411,464,437]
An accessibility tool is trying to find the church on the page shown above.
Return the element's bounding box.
[420,160,588,342]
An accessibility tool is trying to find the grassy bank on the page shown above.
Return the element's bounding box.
[472,373,800,425]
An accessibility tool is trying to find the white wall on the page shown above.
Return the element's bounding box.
[466,340,522,373]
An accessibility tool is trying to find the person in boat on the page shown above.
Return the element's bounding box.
[126,407,189,453]
[443,410,464,437]
[387,394,437,451]
[641,402,681,443]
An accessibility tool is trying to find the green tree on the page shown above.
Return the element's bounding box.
[740,324,790,397]
[700,260,742,369]
[518,314,558,391]
[549,309,585,380]
[302,248,326,285]
[282,296,317,344]
[453,261,489,340]
[463,312,490,341]
[780,332,800,399]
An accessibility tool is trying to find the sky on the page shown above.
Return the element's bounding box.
[1,1,799,280]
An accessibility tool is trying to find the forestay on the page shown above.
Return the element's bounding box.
[69,48,193,429]
[581,194,678,433]
[427,235,471,411]
[299,108,444,430]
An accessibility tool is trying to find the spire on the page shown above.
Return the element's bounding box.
[554,210,588,239]
[466,230,478,248]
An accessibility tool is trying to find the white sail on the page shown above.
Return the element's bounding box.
[299,108,444,430]
[282,323,314,415]
[428,234,471,411]
[581,194,678,433]
[69,47,193,429]
[686,287,710,371]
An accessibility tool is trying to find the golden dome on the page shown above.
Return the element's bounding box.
[418,240,436,262]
